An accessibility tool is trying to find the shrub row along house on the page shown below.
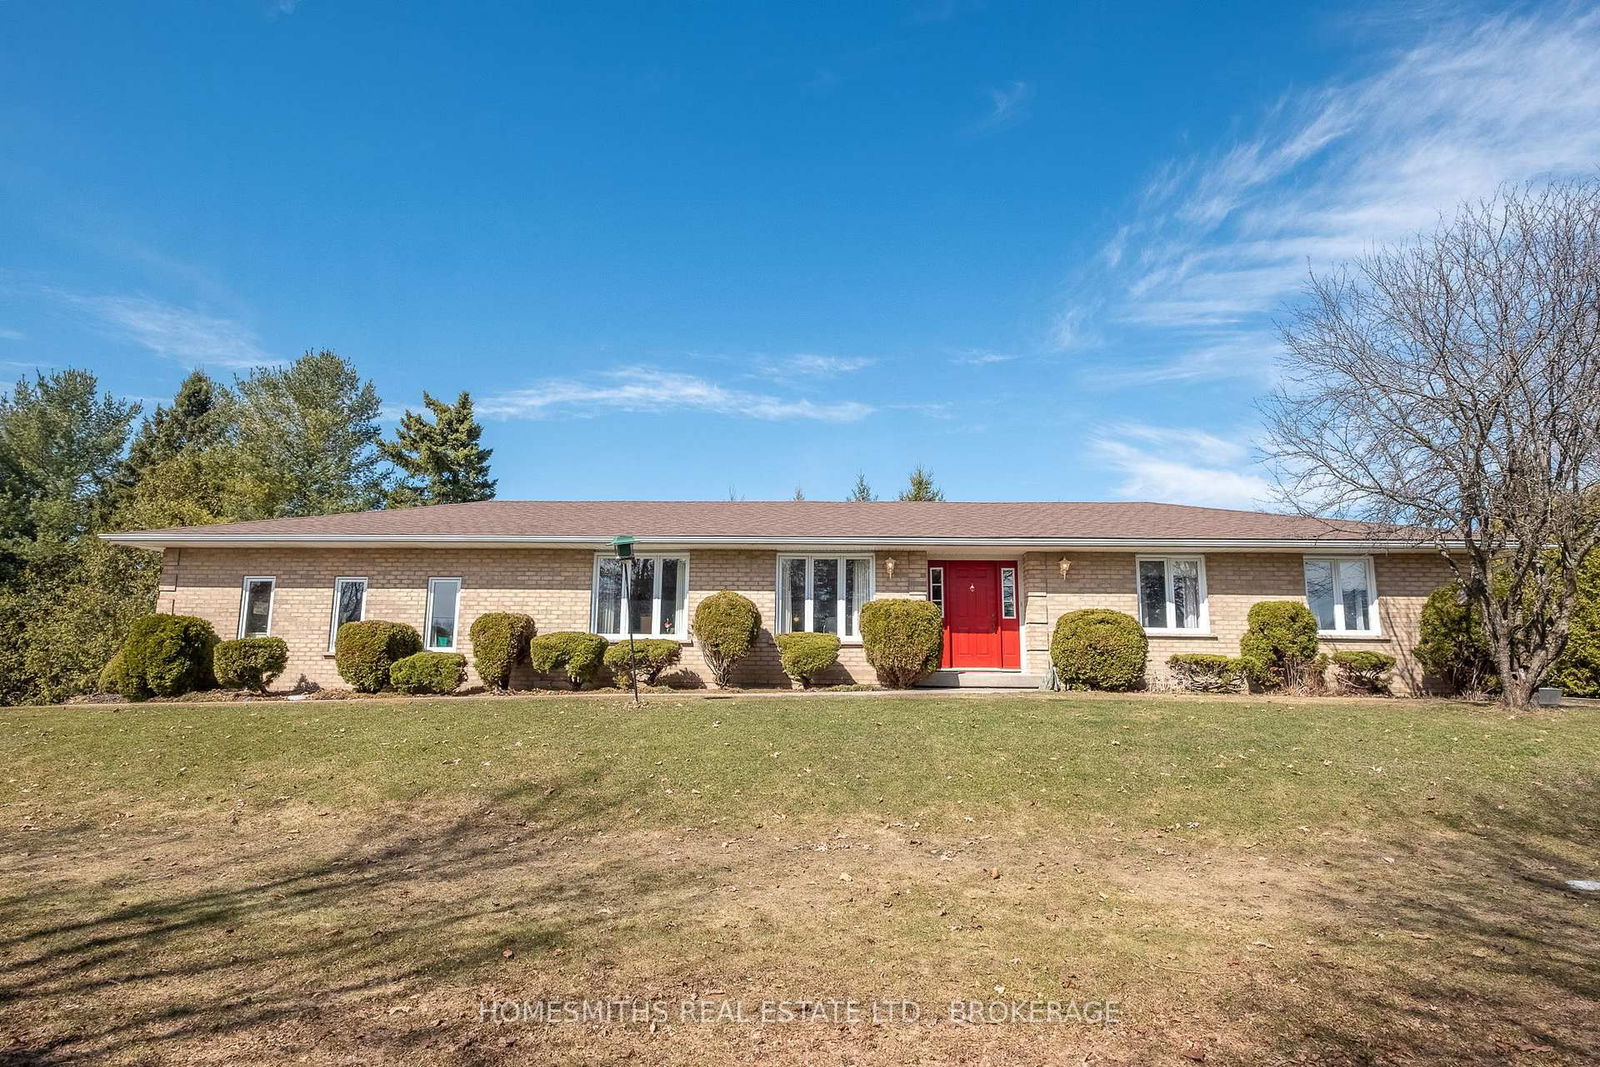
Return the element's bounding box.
[101,500,1454,692]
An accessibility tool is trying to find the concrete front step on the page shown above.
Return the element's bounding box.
[917,670,1044,690]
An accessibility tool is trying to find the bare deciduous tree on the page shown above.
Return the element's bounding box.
[1264,181,1600,709]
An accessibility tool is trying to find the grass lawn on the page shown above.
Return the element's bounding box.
[2,691,1598,1065]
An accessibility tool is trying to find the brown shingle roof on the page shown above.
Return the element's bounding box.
[105,500,1431,546]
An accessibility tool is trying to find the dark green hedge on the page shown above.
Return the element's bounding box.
[1413,585,1498,694]
[603,638,683,686]
[389,651,466,695]
[1050,609,1147,691]
[692,591,761,687]
[528,631,609,689]
[1330,650,1396,694]
[469,612,537,690]
[1239,601,1320,690]
[860,598,942,689]
[1166,652,1243,693]
[99,614,219,699]
[775,632,842,688]
[213,637,288,693]
[335,620,423,693]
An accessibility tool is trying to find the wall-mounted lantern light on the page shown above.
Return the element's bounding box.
[1059,557,1072,578]
[884,556,897,578]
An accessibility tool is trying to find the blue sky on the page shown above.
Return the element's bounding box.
[3,1,1599,506]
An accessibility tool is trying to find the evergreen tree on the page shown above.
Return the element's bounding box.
[897,465,945,502]
[232,349,385,517]
[114,370,227,497]
[847,472,875,502]
[378,391,496,508]
[792,486,806,501]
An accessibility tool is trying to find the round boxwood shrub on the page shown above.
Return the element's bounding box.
[1330,650,1396,694]
[603,638,683,687]
[691,591,762,687]
[469,612,537,690]
[775,632,841,688]
[860,598,942,689]
[1167,652,1243,693]
[1050,609,1147,691]
[1413,584,1499,695]
[335,620,423,693]
[1239,601,1320,691]
[100,613,219,699]
[213,637,289,694]
[389,651,466,695]
[528,631,609,689]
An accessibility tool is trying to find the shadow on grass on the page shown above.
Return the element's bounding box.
[0,780,701,1065]
[1279,780,1600,1064]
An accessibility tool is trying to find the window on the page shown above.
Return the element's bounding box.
[1304,557,1378,634]
[778,556,874,640]
[1135,557,1206,632]
[591,555,689,639]
[238,577,275,638]
[328,577,367,652]
[1000,566,1017,620]
[928,566,945,612]
[425,578,461,650]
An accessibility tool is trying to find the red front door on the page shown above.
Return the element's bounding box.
[932,560,1020,669]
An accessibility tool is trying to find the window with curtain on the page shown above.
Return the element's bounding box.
[425,578,461,650]
[1135,557,1206,631]
[591,555,689,638]
[777,556,873,639]
[1303,557,1377,633]
[328,577,367,651]
[238,577,275,638]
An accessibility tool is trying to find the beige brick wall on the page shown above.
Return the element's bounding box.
[1021,550,1453,692]
[163,545,1451,692]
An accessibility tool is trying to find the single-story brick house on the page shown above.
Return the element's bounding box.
[103,500,1456,691]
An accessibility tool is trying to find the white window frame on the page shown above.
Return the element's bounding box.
[328,576,368,652]
[238,576,276,639]
[776,556,875,642]
[928,565,945,613]
[424,577,463,651]
[1303,556,1381,637]
[1134,556,1209,635]
[589,554,691,640]
[1000,566,1018,620]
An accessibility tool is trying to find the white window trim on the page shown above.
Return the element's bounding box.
[328,576,368,653]
[1000,566,1018,620]
[775,555,875,643]
[1134,556,1210,635]
[589,553,691,641]
[424,577,463,652]
[238,576,276,639]
[928,565,945,613]
[1304,555,1382,637]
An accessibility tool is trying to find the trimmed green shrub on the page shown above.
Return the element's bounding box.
[1051,609,1147,691]
[692,591,762,687]
[389,651,466,695]
[860,598,943,689]
[335,620,423,693]
[775,632,842,688]
[1239,601,1320,691]
[603,638,683,687]
[1166,653,1243,693]
[469,612,537,690]
[528,631,609,689]
[1413,584,1498,695]
[99,614,219,699]
[1331,650,1396,694]
[213,637,288,693]
[1550,554,1600,697]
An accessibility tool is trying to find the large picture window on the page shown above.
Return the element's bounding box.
[1135,557,1206,632]
[238,576,275,638]
[1304,557,1378,634]
[592,555,689,639]
[778,556,873,640]
[329,577,367,652]
[425,578,461,650]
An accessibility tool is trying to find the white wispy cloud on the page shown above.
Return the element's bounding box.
[1091,422,1271,509]
[0,327,24,342]
[975,81,1031,131]
[950,350,1017,366]
[1074,7,1600,384]
[748,353,873,382]
[480,367,873,423]
[59,293,270,368]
